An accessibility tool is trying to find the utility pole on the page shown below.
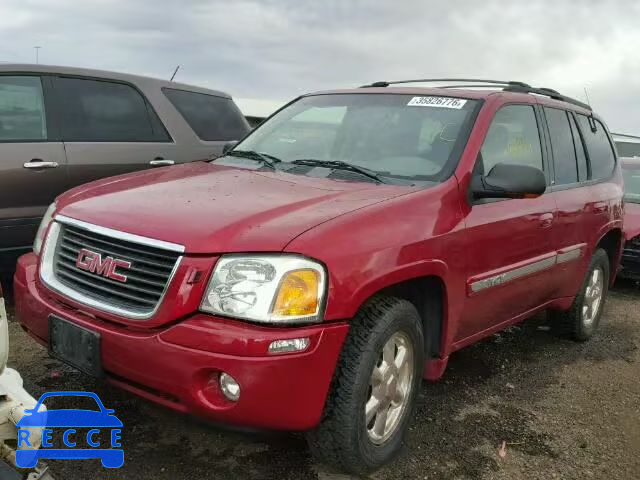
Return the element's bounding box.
[34,46,41,64]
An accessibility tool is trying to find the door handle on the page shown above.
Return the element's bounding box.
[538,213,554,228]
[23,159,59,170]
[149,159,175,167]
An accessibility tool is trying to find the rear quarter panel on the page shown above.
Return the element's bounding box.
[136,80,248,160]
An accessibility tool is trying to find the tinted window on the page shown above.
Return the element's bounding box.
[56,77,168,142]
[0,76,47,141]
[163,88,249,141]
[576,115,616,180]
[545,107,578,185]
[480,105,543,173]
[569,115,588,181]
[616,141,640,158]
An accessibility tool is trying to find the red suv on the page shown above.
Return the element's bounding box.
[14,79,623,474]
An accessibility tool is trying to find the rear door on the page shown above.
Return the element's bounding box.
[0,75,68,251]
[574,113,619,253]
[51,76,177,187]
[542,107,592,298]
[457,103,557,341]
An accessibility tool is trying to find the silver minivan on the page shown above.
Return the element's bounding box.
[0,64,249,253]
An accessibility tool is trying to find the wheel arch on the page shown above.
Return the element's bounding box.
[347,261,450,360]
[595,227,623,285]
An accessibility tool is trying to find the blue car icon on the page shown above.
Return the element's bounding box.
[16,391,123,468]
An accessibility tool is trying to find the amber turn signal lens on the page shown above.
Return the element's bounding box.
[272,269,320,317]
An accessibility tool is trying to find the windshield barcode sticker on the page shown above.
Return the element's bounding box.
[407,96,467,109]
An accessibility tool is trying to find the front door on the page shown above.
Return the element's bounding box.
[456,103,557,342]
[50,76,177,188]
[0,75,68,251]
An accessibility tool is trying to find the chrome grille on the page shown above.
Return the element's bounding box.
[52,221,181,316]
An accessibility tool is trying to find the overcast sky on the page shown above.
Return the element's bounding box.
[0,0,638,132]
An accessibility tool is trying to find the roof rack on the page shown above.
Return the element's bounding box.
[359,78,592,111]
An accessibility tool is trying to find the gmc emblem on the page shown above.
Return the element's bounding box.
[75,248,131,283]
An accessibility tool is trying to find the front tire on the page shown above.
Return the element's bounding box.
[551,248,610,341]
[306,297,424,474]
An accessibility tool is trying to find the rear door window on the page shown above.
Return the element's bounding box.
[576,115,616,180]
[544,107,578,185]
[163,88,249,141]
[55,77,169,142]
[480,104,543,174]
[0,76,47,141]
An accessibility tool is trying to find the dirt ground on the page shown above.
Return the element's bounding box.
[4,281,640,480]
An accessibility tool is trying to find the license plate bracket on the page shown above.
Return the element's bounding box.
[48,316,103,377]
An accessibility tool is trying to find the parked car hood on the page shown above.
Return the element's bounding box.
[624,201,640,241]
[57,162,416,254]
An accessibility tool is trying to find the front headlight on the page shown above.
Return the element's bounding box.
[200,255,326,324]
[33,202,57,256]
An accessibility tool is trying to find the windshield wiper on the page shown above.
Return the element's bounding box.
[290,159,387,184]
[224,150,282,170]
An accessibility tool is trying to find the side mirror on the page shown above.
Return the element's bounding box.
[472,163,546,200]
[222,141,239,155]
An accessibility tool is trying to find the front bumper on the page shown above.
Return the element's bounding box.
[14,253,349,431]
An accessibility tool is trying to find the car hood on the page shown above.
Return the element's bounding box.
[58,162,416,254]
[624,201,640,241]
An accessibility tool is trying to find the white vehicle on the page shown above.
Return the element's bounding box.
[612,132,640,158]
[0,284,43,470]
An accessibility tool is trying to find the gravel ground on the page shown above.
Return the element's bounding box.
[4,281,639,480]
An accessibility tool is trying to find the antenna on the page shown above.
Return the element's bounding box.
[583,86,591,107]
[170,65,180,82]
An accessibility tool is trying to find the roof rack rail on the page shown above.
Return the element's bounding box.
[360,78,530,88]
[502,84,591,111]
[360,78,592,111]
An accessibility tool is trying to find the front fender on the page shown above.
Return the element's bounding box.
[336,258,450,320]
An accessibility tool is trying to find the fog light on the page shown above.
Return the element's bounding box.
[268,337,310,354]
[219,372,240,401]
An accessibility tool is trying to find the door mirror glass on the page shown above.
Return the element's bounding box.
[472,162,546,199]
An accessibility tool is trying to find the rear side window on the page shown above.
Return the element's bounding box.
[616,141,640,158]
[480,105,543,174]
[0,76,47,141]
[576,115,616,180]
[163,88,249,141]
[545,107,578,185]
[55,77,170,142]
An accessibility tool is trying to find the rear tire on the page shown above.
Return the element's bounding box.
[551,248,610,342]
[306,296,424,475]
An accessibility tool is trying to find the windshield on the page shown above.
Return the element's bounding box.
[623,164,640,203]
[223,94,478,183]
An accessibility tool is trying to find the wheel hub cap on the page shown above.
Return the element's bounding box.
[582,267,604,327]
[365,331,414,445]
